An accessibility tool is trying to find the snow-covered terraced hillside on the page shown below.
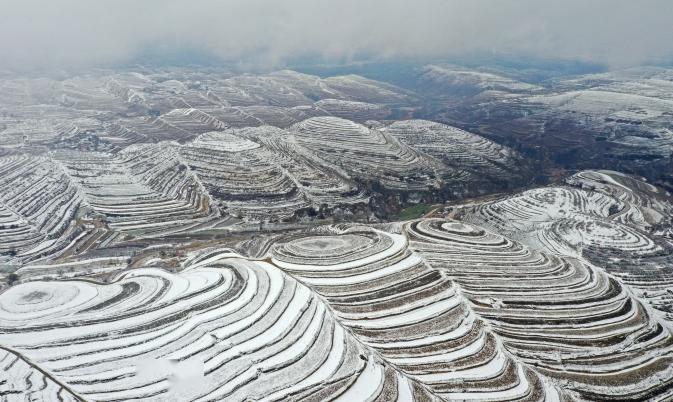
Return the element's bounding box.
[3,216,673,400]
[3,64,673,402]
[0,68,530,233]
[518,68,673,163]
[314,99,391,121]
[530,90,673,120]
[237,126,369,208]
[154,108,228,142]
[0,257,435,401]
[322,75,411,104]
[1,111,526,262]
[0,154,82,261]
[0,68,411,149]
[0,347,81,401]
[291,116,442,191]
[386,119,525,185]
[272,226,564,400]
[53,146,212,233]
[461,171,673,322]
[180,129,312,221]
[567,170,673,230]
[420,65,544,94]
[408,219,673,401]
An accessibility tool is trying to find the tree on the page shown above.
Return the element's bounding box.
[608,204,620,216]
[7,273,19,285]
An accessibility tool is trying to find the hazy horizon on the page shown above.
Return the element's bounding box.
[2,0,673,72]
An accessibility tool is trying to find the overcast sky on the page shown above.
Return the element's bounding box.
[1,0,672,71]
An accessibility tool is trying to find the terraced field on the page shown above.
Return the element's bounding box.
[0,153,82,261]
[408,219,673,400]
[461,170,673,322]
[0,70,528,268]
[272,227,563,400]
[292,116,448,192]
[0,69,525,251]
[3,66,673,401]
[0,261,439,401]
[3,215,673,400]
[57,145,212,230]
[386,120,526,188]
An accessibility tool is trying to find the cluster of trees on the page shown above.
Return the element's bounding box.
[1,249,17,256]
[7,273,19,285]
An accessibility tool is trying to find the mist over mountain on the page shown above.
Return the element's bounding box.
[2,0,673,71]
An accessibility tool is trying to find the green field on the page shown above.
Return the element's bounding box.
[397,203,430,220]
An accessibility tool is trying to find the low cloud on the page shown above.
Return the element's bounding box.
[1,0,672,71]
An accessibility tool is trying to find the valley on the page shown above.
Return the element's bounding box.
[2,65,673,401]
